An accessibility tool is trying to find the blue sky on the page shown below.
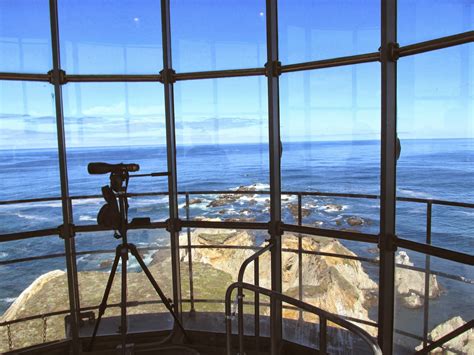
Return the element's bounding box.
[0,0,473,149]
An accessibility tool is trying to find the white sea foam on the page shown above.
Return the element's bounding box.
[1,297,17,304]
[79,215,96,222]
[231,182,270,191]
[16,213,48,221]
[0,252,8,258]
[397,189,432,199]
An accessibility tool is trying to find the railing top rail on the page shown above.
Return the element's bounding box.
[1,190,473,209]
[237,242,274,283]
[226,282,382,355]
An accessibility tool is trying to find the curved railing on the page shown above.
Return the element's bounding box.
[225,282,382,355]
[0,190,473,352]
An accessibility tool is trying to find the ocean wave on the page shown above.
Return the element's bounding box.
[1,297,17,304]
[0,252,8,259]
[397,189,432,199]
[16,213,49,221]
[79,215,96,222]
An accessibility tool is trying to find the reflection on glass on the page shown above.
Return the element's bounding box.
[175,76,269,220]
[58,0,162,74]
[280,64,381,231]
[399,0,474,44]
[279,0,380,64]
[171,0,266,72]
[0,0,52,73]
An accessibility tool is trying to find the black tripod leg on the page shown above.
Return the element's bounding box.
[88,248,121,351]
[128,244,189,341]
[120,245,128,355]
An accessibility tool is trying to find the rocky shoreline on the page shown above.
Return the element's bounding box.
[2,226,459,353]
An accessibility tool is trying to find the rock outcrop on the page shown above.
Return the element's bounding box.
[415,316,474,354]
[395,251,442,308]
[179,230,378,335]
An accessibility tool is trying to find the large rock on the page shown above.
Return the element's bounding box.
[179,230,378,335]
[395,251,442,308]
[415,316,474,354]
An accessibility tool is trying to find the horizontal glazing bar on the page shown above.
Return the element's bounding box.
[175,67,266,81]
[2,243,470,285]
[399,31,474,58]
[181,220,268,230]
[0,228,59,242]
[65,74,162,82]
[281,52,380,73]
[0,72,50,82]
[396,237,474,265]
[283,223,379,243]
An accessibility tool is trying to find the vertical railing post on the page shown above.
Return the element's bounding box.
[319,316,327,355]
[254,258,260,351]
[160,0,183,327]
[48,0,81,353]
[185,193,195,313]
[423,202,432,347]
[265,0,283,353]
[378,0,398,353]
[297,193,303,320]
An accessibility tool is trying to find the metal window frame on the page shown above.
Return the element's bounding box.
[0,0,473,353]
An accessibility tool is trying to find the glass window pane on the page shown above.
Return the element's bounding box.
[0,81,61,233]
[279,0,380,65]
[179,228,268,332]
[280,63,381,232]
[396,45,473,252]
[399,0,474,45]
[175,76,269,221]
[393,250,474,354]
[0,0,52,73]
[171,0,266,72]
[63,82,167,223]
[58,0,163,74]
[281,233,379,351]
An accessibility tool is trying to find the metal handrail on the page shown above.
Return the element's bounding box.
[225,282,382,355]
[236,242,274,353]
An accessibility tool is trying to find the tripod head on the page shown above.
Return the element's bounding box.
[88,162,167,239]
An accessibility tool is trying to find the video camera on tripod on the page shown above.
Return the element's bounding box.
[86,162,188,354]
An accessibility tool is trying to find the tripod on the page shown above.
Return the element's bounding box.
[87,169,188,353]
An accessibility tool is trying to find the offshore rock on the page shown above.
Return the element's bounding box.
[287,203,312,219]
[346,216,365,226]
[395,251,442,308]
[415,316,474,354]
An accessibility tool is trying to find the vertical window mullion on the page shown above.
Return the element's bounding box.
[379,0,398,353]
[48,0,81,352]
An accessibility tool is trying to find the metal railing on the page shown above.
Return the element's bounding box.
[0,190,473,353]
[225,282,382,355]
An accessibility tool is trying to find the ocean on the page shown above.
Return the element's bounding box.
[0,138,472,349]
